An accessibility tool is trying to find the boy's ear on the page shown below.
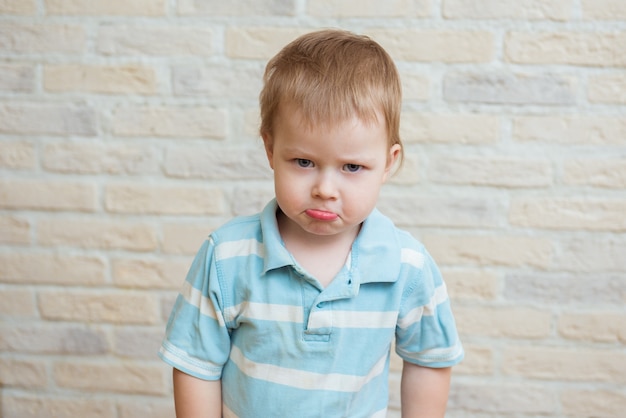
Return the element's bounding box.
[383,144,402,181]
[261,132,274,169]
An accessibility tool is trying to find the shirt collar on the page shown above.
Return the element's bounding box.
[260,199,295,274]
[350,207,402,284]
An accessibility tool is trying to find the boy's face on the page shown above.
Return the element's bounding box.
[263,105,400,241]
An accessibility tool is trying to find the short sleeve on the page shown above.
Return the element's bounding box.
[158,238,231,380]
[395,249,464,368]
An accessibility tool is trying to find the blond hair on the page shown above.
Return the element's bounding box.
[259,29,403,163]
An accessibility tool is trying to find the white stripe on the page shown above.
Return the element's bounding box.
[229,345,388,393]
[180,281,225,326]
[159,343,222,378]
[222,404,238,418]
[224,301,303,324]
[401,248,424,269]
[371,408,388,418]
[398,340,464,364]
[308,310,398,330]
[397,283,449,329]
[215,238,263,261]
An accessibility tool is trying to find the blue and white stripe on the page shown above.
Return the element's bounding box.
[159,199,463,417]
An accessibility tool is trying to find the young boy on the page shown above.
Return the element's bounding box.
[159,29,463,417]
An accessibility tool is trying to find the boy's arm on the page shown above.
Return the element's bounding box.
[400,361,452,418]
[173,368,222,418]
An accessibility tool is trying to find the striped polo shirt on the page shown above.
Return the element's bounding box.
[159,199,463,417]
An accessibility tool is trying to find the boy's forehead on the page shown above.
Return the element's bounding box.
[275,100,385,132]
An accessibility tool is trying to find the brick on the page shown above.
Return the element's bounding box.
[400,112,499,144]
[443,0,572,20]
[558,312,626,343]
[0,179,97,212]
[232,186,275,216]
[173,65,263,98]
[38,218,157,251]
[444,71,577,105]
[226,27,308,59]
[53,361,168,395]
[0,252,106,285]
[160,293,177,322]
[0,24,85,53]
[113,326,164,358]
[105,183,224,215]
[111,106,227,138]
[379,195,507,228]
[244,109,261,136]
[582,0,626,20]
[428,156,552,187]
[367,29,493,63]
[510,197,626,231]
[449,382,557,414]
[178,0,296,16]
[554,236,626,272]
[389,342,402,372]
[502,346,626,383]
[386,408,401,418]
[98,25,213,56]
[0,358,47,388]
[0,323,109,354]
[589,73,626,104]
[39,290,159,324]
[45,0,166,16]
[455,306,551,338]
[513,115,626,144]
[563,158,626,188]
[0,141,35,169]
[1,395,116,418]
[562,389,626,418]
[442,269,498,300]
[388,153,419,185]
[0,288,36,316]
[0,0,36,14]
[387,371,401,410]
[400,71,430,101]
[0,215,31,245]
[42,142,160,175]
[165,146,271,179]
[0,103,97,136]
[161,222,215,255]
[423,234,553,268]
[44,64,157,94]
[0,64,35,92]
[112,257,191,289]
[308,0,430,17]
[505,31,626,67]
[504,273,625,306]
[452,345,494,375]
[117,400,176,418]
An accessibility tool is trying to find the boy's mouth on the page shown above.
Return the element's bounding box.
[305,209,338,221]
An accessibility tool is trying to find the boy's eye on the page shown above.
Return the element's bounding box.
[296,159,313,168]
[344,164,362,173]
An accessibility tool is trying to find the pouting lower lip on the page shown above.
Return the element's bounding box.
[305,209,338,221]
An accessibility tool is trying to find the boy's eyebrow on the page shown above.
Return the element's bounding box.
[280,146,380,164]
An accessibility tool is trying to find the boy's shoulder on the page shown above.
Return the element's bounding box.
[210,211,264,243]
[209,200,279,245]
[367,208,427,253]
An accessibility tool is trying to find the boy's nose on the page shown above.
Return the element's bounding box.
[312,171,338,199]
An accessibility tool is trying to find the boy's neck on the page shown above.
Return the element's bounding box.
[276,210,360,287]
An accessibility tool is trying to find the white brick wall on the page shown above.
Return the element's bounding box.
[1,1,625,417]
